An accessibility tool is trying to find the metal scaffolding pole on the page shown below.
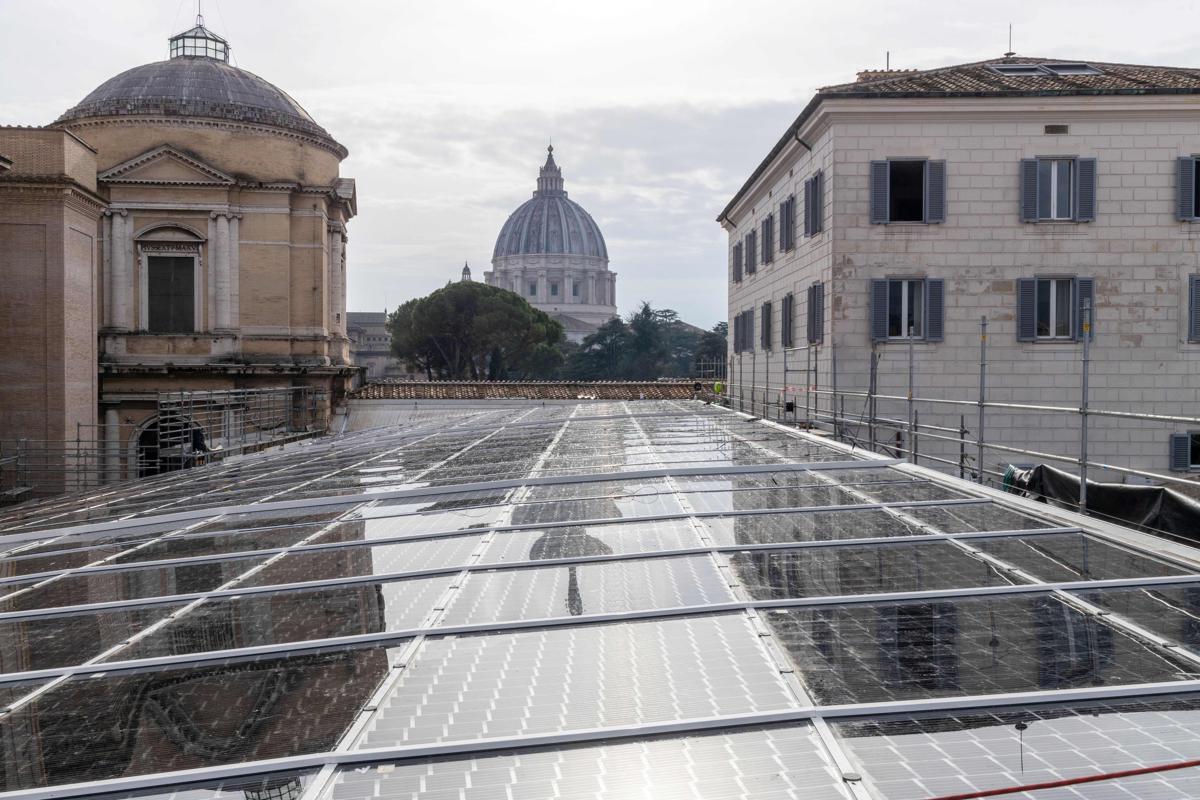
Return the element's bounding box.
[977,315,987,485]
[1080,298,1092,514]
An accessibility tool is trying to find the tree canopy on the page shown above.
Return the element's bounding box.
[388,282,564,379]
[564,302,727,380]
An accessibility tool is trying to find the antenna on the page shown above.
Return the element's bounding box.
[1004,23,1015,58]
[886,51,890,70]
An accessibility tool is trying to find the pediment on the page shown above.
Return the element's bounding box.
[99,146,234,186]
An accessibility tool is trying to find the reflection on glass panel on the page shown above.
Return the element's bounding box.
[110,526,313,564]
[682,484,862,514]
[90,770,319,800]
[118,576,448,661]
[1086,584,1200,652]
[730,542,1019,600]
[356,615,794,748]
[0,555,267,613]
[973,533,1192,582]
[508,493,684,526]
[836,694,1200,800]
[239,533,484,589]
[326,724,850,800]
[768,594,1196,705]
[0,604,181,672]
[0,643,397,790]
[483,519,703,563]
[443,556,731,625]
[702,510,928,547]
[905,503,1048,533]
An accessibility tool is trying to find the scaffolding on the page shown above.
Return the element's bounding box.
[0,386,328,502]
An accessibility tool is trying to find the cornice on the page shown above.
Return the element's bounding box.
[59,115,348,160]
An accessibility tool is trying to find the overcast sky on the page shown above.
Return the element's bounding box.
[4,0,1200,326]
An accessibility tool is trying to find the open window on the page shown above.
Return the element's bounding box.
[869,159,946,224]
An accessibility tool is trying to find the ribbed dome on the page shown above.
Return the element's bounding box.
[54,22,338,149]
[493,147,608,260]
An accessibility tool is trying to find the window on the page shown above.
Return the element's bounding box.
[528,281,537,296]
[804,172,824,236]
[1016,276,1094,341]
[732,242,744,283]
[1020,157,1096,222]
[870,278,946,342]
[987,62,1102,77]
[733,308,756,353]
[806,283,825,345]
[988,63,1047,76]
[1035,278,1073,338]
[147,256,195,333]
[572,281,580,297]
[781,292,795,347]
[550,281,559,297]
[745,230,758,275]
[1042,63,1102,76]
[780,196,797,251]
[1189,275,1200,343]
[1169,432,1200,472]
[1176,158,1200,221]
[760,301,772,350]
[869,159,946,224]
[762,215,775,264]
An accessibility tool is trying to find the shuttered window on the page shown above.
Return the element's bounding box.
[1168,433,1199,472]
[147,256,195,334]
[733,309,757,353]
[869,278,945,342]
[780,195,797,251]
[1189,274,1200,343]
[803,171,824,236]
[806,283,825,344]
[1020,157,1097,222]
[1015,276,1094,341]
[781,292,795,348]
[762,215,775,264]
[1179,157,1200,221]
[868,159,946,224]
[745,230,757,275]
[760,301,773,350]
[732,242,743,283]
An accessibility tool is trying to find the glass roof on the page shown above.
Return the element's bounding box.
[0,400,1197,798]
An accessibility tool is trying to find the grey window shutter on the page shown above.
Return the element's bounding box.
[925,278,945,342]
[1074,158,1097,222]
[812,283,825,344]
[1179,157,1196,221]
[1074,276,1095,340]
[869,161,889,224]
[812,172,824,233]
[1016,278,1037,341]
[1169,433,1192,472]
[1020,159,1039,222]
[925,160,946,223]
[802,179,812,237]
[1190,274,1200,343]
[805,286,815,344]
[870,278,889,341]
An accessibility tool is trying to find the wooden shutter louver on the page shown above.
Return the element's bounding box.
[808,283,825,344]
[1189,274,1200,343]
[870,279,889,342]
[1016,278,1037,341]
[869,161,889,224]
[1020,159,1039,222]
[925,160,946,223]
[925,278,945,342]
[1179,157,1197,221]
[761,301,772,350]
[1074,158,1097,222]
[1169,433,1192,472]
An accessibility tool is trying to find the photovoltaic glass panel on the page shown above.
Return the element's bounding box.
[482,519,703,563]
[905,503,1051,533]
[325,724,850,800]
[701,509,929,546]
[766,593,1198,705]
[86,770,319,800]
[1082,583,1200,650]
[441,555,732,625]
[729,541,1021,600]
[0,642,401,790]
[835,693,1200,799]
[0,602,183,672]
[354,614,797,749]
[972,532,1194,582]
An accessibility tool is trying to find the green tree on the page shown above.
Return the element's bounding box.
[693,321,728,373]
[388,282,564,379]
[564,317,629,379]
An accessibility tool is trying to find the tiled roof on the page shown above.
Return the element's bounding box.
[351,381,703,401]
[719,56,1200,222]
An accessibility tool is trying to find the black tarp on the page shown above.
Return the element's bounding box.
[1004,463,1200,543]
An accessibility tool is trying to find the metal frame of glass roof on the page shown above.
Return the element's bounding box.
[0,401,1197,799]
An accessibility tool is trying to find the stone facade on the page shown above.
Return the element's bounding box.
[723,60,1200,481]
[348,311,412,381]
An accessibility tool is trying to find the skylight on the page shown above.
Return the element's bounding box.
[988,62,1105,77]
[1043,62,1104,75]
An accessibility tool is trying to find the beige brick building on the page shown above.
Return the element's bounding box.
[721,57,1200,481]
[1,18,358,483]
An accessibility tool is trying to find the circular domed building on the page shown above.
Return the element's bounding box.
[485,147,617,342]
[45,17,358,468]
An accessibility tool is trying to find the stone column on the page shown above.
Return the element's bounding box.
[104,407,120,483]
[565,270,574,304]
[228,214,240,330]
[608,273,616,309]
[214,213,231,330]
[537,271,547,303]
[110,210,132,331]
[337,234,347,336]
[329,228,345,335]
[102,213,113,327]
[588,272,597,306]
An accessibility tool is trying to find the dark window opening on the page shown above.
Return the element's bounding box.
[889,161,925,222]
[147,256,195,333]
[1191,433,1200,468]
[1193,162,1200,217]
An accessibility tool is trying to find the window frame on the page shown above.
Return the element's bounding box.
[745,229,758,275]
[1034,277,1075,340]
[762,214,775,264]
[732,242,744,283]
[1038,158,1075,221]
[145,254,198,334]
[887,159,927,223]
[550,281,559,297]
[760,300,773,350]
[885,278,927,340]
[1192,432,1200,470]
[528,281,538,297]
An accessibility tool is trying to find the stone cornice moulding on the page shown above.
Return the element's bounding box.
[0,179,107,213]
[61,115,349,159]
[99,144,236,186]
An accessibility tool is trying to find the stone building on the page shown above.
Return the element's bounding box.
[1,17,358,482]
[485,146,617,342]
[721,57,1200,481]
[347,310,410,381]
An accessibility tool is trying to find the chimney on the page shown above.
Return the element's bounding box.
[856,68,918,82]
